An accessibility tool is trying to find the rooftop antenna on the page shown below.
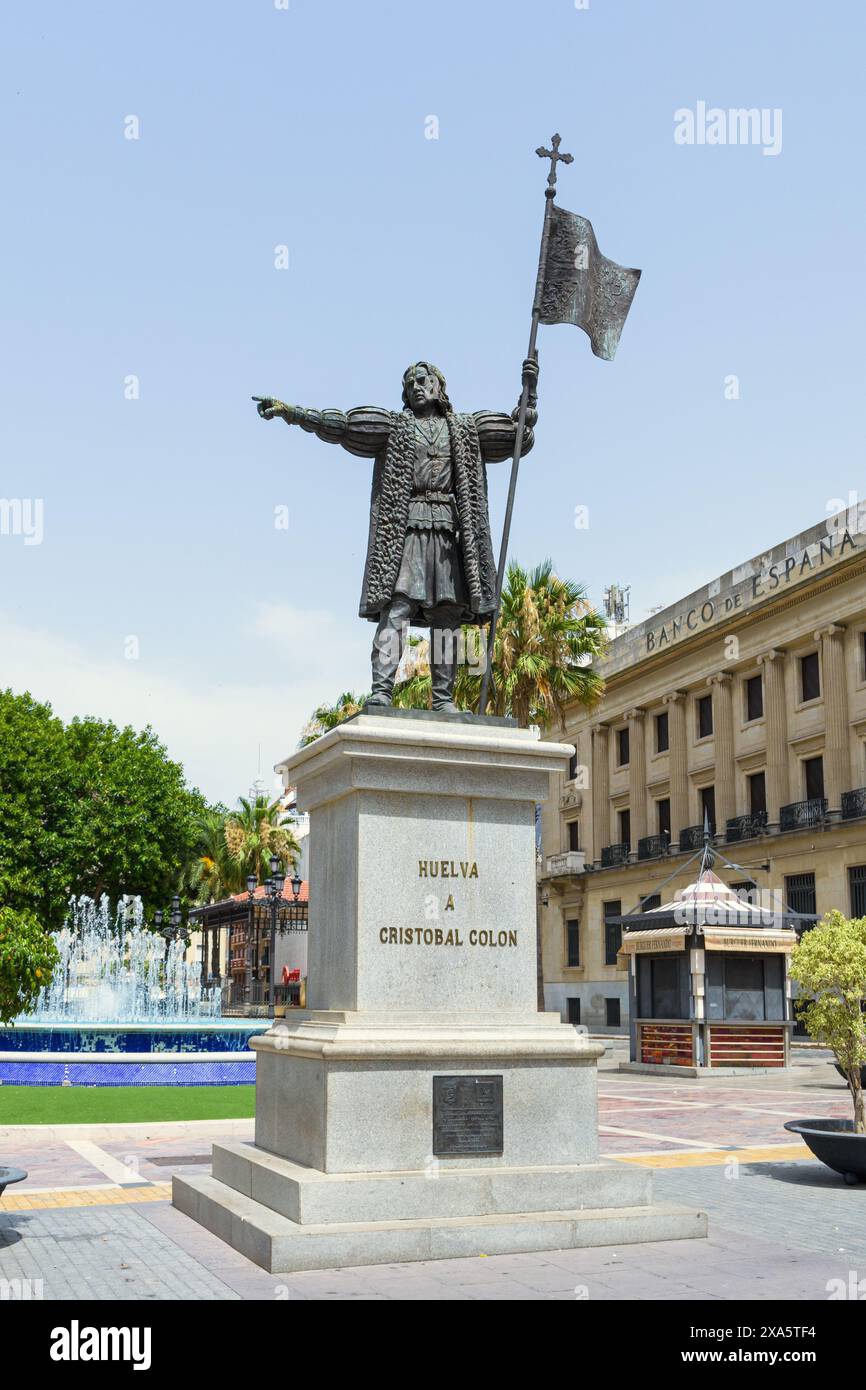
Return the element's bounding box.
[603,583,631,635]
[249,744,266,806]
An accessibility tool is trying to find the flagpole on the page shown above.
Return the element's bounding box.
[478,134,572,716]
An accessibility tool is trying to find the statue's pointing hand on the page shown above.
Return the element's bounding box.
[252,396,294,423]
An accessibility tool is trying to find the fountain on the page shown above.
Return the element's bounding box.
[0,896,266,1086]
[31,895,220,1025]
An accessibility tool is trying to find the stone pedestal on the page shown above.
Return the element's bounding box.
[174,711,705,1271]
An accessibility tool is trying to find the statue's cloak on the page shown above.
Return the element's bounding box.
[359,410,497,624]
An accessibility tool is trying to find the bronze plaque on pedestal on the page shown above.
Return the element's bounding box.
[432,1075,504,1156]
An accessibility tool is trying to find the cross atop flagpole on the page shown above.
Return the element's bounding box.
[478,135,641,716]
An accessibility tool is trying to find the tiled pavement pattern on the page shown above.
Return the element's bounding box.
[0,1203,857,1301]
[653,1161,866,1264]
[1,1049,861,1300]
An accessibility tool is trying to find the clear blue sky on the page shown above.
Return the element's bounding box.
[1,0,864,804]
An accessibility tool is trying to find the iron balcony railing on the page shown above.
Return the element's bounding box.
[842,787,866,821]
[678,824,707,852]
[725,811,768,843]
[637,834,668,861]
[779,797,827,831]
[600,842,630,868]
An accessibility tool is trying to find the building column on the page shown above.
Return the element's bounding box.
[625,707,647,855]
[816,624,850,816]
[757,649,789,829]
[662,691,689,848]
[708,672,735,835]
[591,723,610,866]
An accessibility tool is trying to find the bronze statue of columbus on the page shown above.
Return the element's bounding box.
[253,358,538,712]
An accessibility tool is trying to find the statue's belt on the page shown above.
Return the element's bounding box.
[410,492,455,504]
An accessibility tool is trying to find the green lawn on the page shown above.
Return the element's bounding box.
[0,1085,255,1125]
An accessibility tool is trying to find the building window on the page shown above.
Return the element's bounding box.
[567,750,578,781]
[745,674,763,722]
[785,872,816,916]
[567,998,581,1025]
[567,820,580,852]
[641,894,661,912]
[804,756,825,802]
[618,808,631,849]
[657,798,671,845]
[566,919,581,967]
[617,727,630,766]
[850,866,866,918]
[605,998,621,1028]
[697,694,713,739]
[603,900,622,966]
[700,785,716,835]
[748,771,767,817]
[655,711,669,752]
[801,651,820,703]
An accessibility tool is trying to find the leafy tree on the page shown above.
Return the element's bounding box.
[0,689,207,929]
[224,795,300,884]
[0,906,60,1025]
[0,691,71,928]
[790,910,866,1133]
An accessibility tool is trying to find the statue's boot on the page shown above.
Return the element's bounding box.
[430,622,460,714]
[368,597,412,706]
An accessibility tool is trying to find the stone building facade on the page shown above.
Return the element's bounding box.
[539,508,866,1032]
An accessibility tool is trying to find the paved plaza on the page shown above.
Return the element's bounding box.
[2,1046,862,1301]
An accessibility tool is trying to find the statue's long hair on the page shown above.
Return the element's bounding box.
[400,361,453,414]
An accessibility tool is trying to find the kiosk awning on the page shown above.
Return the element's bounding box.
[700,927,797,953]
[617,926,690,956]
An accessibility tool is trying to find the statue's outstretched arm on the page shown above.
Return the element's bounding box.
[252,399,392,459]
[473,357,539,463]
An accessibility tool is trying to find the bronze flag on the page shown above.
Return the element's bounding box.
[539,205,641,361]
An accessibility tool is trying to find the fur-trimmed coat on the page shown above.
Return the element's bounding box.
[292,403,534,624]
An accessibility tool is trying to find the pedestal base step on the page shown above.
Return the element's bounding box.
[173,1173,707,1274]
[211,1140,654,1223]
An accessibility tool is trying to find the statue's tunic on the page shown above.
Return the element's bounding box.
[292,405,534,623]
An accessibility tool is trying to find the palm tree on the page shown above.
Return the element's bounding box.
[485,560,606,728]
[182,807,242,904]
[299,691,368,747]
[393,560,607,730]
[223,795,301,884]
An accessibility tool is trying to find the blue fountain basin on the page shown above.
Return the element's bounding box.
[0,1023,270,1086]
[0,1023,268,1054]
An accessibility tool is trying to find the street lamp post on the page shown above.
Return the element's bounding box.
[245,873,257,1009]
[154,895,190,1011]
[154,895,188,952]
[264,854,286,1020]
[243,862,302,1018]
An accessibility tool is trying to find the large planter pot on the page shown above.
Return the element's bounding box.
[784,1119,866,1185]
[0,1167,27,1197]
[834,1064,866,1085]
